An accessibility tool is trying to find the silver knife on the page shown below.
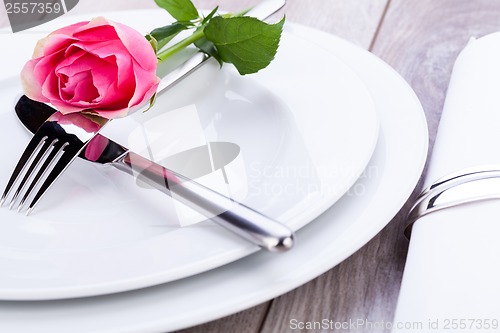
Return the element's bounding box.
[15,0,293,252]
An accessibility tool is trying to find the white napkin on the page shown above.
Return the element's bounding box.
[393,33,500,332]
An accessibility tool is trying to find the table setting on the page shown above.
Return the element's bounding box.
[1,0,499,332]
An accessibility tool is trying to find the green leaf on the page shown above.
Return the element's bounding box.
[194,36,223,66]
[144,92,157,113]
[150,23,189,50]
[201,6,218,25]
[146,34,158,54]
[204,16,285,75]
[154,0,199,21]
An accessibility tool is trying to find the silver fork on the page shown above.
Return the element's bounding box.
[1,112,108,215]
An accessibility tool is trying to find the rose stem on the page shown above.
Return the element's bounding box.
[155,8,251,63]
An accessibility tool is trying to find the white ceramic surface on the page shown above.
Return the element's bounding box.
[0,12,428,333]
[0,11,378,300]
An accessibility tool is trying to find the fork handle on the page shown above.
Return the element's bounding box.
[111,151,294,252]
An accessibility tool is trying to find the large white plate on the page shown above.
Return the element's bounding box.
[0,14,428,333]
[0,11,379,300]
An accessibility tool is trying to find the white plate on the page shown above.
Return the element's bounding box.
[0,16,428,333]
[0,11,379,300]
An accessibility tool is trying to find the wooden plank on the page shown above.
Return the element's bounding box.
[282,0,389,48]
[176,304,270,333]
[372,0,500,143]
[194,0,388,48]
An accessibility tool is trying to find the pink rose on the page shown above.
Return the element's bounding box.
[21,17,159,119]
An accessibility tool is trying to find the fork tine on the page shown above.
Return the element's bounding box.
[3,110,108,215]
[17,140,69,214]
[8,138,55,209]
[23,139,85,215]
[0,134,49,206]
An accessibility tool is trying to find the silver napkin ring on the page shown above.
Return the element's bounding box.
[405,165,500,238]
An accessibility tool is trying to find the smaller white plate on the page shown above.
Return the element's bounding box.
[0,10,378,300]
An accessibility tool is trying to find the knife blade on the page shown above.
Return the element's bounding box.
[13,0,293,252]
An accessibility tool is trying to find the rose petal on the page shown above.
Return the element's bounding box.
[61,70,99,103]
[108,19,157,71]
[41,71,61,102]
[31,49,65,83]
[128,64,160,108]
[21,59,48,102]
[74,24,119,42]
[70,39,125,58]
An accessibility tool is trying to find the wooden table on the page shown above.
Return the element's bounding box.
[2,0,500,332]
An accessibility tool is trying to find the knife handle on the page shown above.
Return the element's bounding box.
[112,151,294,252]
